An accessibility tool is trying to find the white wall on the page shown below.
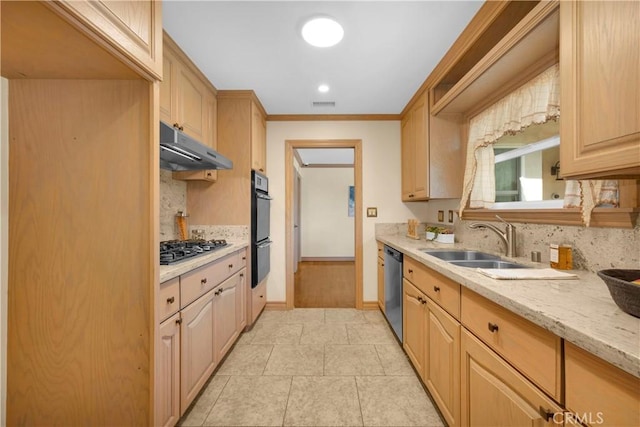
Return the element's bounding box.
[266,120,441,302]
[300,167,354,258]
[1,77,8,425]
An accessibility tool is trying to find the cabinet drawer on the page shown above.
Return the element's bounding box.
[565,342,640,426]
[252,279,266,323]
[181,252,237,308]
[159,277,180,322]
[236,248,247,269]
[461,289,561,401]
[404,256,460,319]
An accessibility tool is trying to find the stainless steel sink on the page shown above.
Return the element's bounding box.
[421,249,502,261]
[448,260,528,269]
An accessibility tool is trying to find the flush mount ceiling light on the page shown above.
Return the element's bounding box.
[301,17,344,47]
[318,84,330,93]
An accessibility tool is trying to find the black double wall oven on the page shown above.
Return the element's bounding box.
[251,170,272,288]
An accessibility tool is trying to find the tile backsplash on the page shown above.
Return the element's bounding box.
[160,170,186,240]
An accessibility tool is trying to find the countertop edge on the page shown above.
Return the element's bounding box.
[159,241,250,283]
[376,234,640,379]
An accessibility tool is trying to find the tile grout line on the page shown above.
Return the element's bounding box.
[198,375,231,427]
[354,375,366,427]
[280,376,294,427]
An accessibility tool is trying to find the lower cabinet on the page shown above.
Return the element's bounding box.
[214,272,240,362]
[461,329,563,426]
[425,300,460,427]
[181,288,217,413]
[403,279,426,375]
[155,313,181,427]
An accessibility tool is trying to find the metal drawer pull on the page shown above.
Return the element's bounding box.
[228,264,233,269]
[433,286,440,292]
[166,296,175,304]
[201,278,207,285]
[175,318,182,325]
[408,269,413,274]
[488,322,499,333]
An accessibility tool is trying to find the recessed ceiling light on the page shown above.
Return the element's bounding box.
[318,84,330,93]
[301,17,344,48]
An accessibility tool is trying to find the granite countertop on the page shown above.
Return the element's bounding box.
[160,240,250,283]
[376,232,640,378]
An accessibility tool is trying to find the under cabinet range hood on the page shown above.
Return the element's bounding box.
[159,121,233,171]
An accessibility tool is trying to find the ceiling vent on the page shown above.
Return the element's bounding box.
[312,101,336,108]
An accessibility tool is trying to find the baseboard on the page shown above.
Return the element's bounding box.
[300,257,355,262]
[265,301,288,310]
[362,301,380,310]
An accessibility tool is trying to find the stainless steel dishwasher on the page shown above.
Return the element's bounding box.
[383,245,403,342]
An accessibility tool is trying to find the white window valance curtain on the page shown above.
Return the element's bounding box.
[457,64,618,226]
[458,64,560,215]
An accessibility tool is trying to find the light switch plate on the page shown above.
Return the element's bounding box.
[438,210,444,222]
[367,207,378,217]
[448,210,454,223]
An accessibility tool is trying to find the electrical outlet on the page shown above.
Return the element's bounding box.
[438,210,444,222]
[448,210,454,223]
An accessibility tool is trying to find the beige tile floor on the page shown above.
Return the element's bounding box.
[179,308,444,427]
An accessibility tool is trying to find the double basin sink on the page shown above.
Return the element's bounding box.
[421,249,527,269]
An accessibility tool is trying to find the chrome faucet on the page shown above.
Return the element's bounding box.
[469,215,517,257]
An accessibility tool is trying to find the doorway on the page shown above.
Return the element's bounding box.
[285,140,363,309]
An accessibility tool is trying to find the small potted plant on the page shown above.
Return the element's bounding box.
[426,226,455,244]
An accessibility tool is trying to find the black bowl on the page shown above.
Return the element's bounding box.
[597,269,640,318]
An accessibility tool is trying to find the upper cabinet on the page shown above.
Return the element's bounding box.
[162,32,219,182]
[251,101,267,174]
[559,0,640,179]
[401,91,463,202]
[47,0,162,80]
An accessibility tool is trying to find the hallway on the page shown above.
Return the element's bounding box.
[294,261,355,308]
[178,308,443,427]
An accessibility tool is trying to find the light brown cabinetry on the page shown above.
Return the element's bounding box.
[560,0,640,179]
[461,288,562,400]
[377,242,385,312]
[48,0,162,79]
[252,279,267,323]
[401,92,428,201]
[155,312,181,427]
[461,329,563,426]
[565,342,640,426]
[214,272,240,362]
[251,102,267,173]
[402,261,461,427]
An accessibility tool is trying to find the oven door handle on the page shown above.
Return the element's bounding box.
[256,193,272,200]
[256,240,273,249]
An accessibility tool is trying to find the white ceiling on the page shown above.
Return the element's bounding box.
[296,148,354,165]
[162,1,483,115]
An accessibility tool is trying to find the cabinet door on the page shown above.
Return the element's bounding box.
[560,0,640,178]
[54,0,162,79]
[160,47,177,124]
[251,102,267,173]
[237,268,247,331]
[402,279,426,377]
[176,66,207,142]
[401,114,415,201]
[214,273,239,362]
[412,94,429,199]
[461,329,563,426]
[155,313,181,427]
[425,301,460,427]
[180,288,216,413]
[377,257,385,313]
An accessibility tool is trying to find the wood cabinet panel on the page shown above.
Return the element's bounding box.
[401,93,428,201]
[461,329,563,427]
[565,342,640,426]
[251,101,267,173]
[404,256,460,319]
[401,115,415,200]
[461,288,562,400]
[560,0,640,178]
[214,274,239,362]
[251,279,267,324]
[180,288,216,414]
[377,257,385,313]
[425,300,460,427]
[180,252,241,308]
[403,279,426,377]
[176,65,207,143]
[159,50,176,124]
[237,268,247,331]
[158,277,180,322]
[50,0,162,79]
[155,313,181,427]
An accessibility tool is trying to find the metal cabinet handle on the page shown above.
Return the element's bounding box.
[175,318,182,325]
[242,256,247,260]
[433,286,440,292]
[409,194,415,198]
[488,322,499,333]
[381,263,385,267]
[240,273,244,278]
[259,168,264,172]
[408,269,413,274]
[201,278,207,285]
[228,264,234,269]
[167,296,175,304]
[206,172,212,177]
